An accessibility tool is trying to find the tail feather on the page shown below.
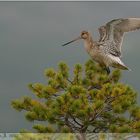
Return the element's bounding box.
[112,62,130,70]
[109,55,131,71]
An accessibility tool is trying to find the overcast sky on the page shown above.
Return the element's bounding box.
[1,2,140,132]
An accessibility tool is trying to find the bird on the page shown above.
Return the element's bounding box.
[62,18,140,74]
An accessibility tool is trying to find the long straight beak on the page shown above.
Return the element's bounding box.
[62,36,81,46]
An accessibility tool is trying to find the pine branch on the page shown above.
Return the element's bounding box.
[69,112,83,127]
[67,78,73,85]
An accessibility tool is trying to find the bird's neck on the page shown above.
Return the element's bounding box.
[84,36,95,53]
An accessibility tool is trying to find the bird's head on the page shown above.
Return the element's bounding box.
[80,31,89,39]
[62,30,90,46]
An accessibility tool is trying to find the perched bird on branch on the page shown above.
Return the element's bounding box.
[62,18,140,74]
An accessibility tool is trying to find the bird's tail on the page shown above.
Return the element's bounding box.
[112,60,131,71]
[117,63,131,71]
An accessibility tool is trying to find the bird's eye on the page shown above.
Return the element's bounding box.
[81,31,88,39]
[82,32,85,35]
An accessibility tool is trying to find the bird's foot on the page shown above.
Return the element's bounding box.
[105,67,110,75]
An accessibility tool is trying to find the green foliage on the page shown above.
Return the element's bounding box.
[11,59,140,134]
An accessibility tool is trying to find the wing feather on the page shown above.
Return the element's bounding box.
[98,18,140,56]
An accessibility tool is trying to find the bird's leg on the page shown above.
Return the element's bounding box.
[99,64,110,75]
[105,67,110,75]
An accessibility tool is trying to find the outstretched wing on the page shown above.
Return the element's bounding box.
[98,18,140,56]
[98,26,107,42]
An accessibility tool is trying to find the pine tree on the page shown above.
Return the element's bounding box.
[11,59,140,134]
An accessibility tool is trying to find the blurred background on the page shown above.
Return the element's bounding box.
[0,2,140,132]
